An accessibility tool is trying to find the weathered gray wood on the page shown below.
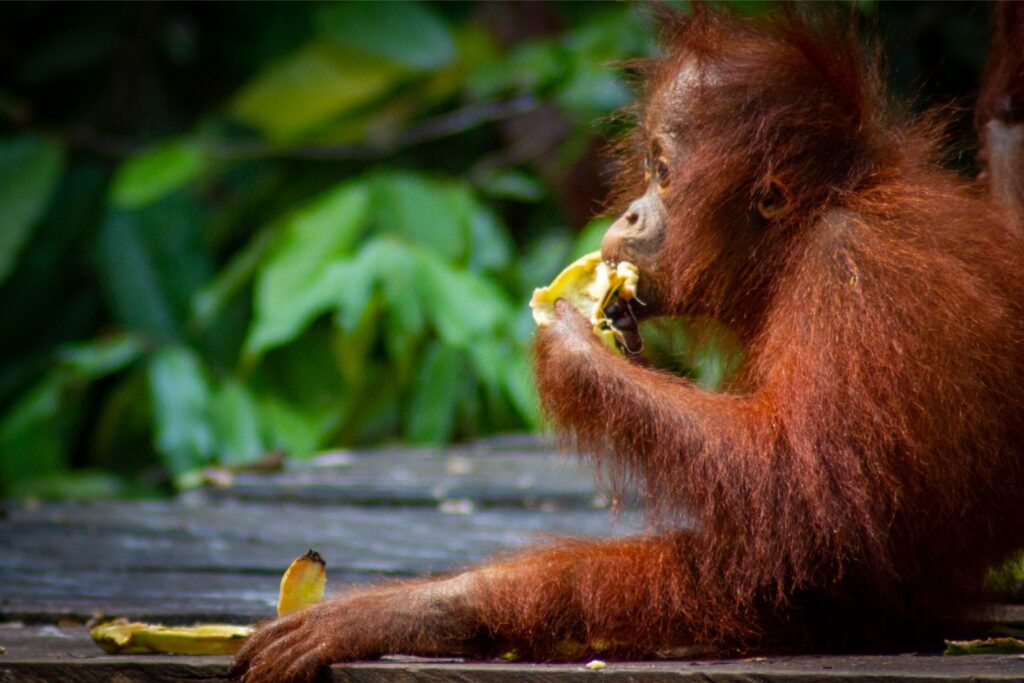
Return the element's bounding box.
[206,437,607,508]
[0,497,639,623]
[1,439,1021,681]
[3,626,1024,683]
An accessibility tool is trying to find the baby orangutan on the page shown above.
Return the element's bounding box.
[233,6,1024,682]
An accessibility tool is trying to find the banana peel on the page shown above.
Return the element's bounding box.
[530,251,639,352]
[90,550,326,656]
[944,636,1024,655]
[277,549,326,617]
[91,621,254,655]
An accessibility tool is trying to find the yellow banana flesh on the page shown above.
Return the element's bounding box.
[530,251,639,352]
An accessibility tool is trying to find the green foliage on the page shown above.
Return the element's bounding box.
[232,43,412,142]
[0,1,657,495]
[0,136,62,286]
[0,0,990,496]
[315,2,456,71]
[110,139,209,209]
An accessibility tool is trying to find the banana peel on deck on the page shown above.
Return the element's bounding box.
[90,549,326,655]
[530,251,639,353]
[944,636,1024,655]
[91,621,254,655]
[276,549,326,617]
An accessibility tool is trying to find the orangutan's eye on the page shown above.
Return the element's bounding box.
[655,157,670,188]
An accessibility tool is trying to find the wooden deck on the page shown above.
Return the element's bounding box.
[2,436,1022,682]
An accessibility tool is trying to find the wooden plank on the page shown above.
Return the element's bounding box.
[0,499,640,623]
[206,439,606,508]
[3,626,1024,683]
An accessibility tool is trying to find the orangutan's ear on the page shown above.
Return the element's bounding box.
[757,177,793,220]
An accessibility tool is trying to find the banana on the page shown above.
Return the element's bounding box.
[530,251,639,352]
[90,550,327,655]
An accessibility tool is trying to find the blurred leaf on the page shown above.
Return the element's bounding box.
[342,239,425,357]
[211,379,265,465]
[110,139,208,209]
[9,470,123,501]
[233,42,409,142]
[419,252,513,347]
[405,341,466,444]
[96,196,213,342]
[57,334,145,380]
[503,346,540,426]
[259,394,334,460]
[571,216,613,259]
[469,39,568,99]
[0,164,105,355]
[557,65,633,119]
[148,346,214,475]
[247,182,370,355]
[0,136,63,286]
[315,2,455,71]
[89,367,156,475]
[468,202,513,273]
[689,318,744,390]
[519,231,573,295]
[478,169,545,202]
[372,173,470,263]
[331,296,379,392]
[467,338,505,390]
[192,226,275,332]
[375,241,425,339]
[0,373,67,488]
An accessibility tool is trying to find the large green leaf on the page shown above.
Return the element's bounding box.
[57,334,145,381]
[468,340,538,427]
[557,64,633,119]
[210,379,265,465]
[477,169,545,203]
[372,173,470,263]
[405,341,466,444]
[0,373,66,488]
[0,165,106,373]
[570,216,613,260]
[191,226,275,332]
[418,252,513,347]
[502,347,540,427]
[518,231,573,298]
[110,139,208,210]
[259,395,331,460]
[0,136,63,286]
[246,182,370,355]
[96,196,213,342]
[232,42,409,142]
[147,347,214,475]
[468,201,514,273]
[315,2,455,71]
[354,238,424,336]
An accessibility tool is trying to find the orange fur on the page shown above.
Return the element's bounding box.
[536,5,1024,654]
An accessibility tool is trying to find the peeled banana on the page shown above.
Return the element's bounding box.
[90,549,327,656]
[530,251,639,352]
